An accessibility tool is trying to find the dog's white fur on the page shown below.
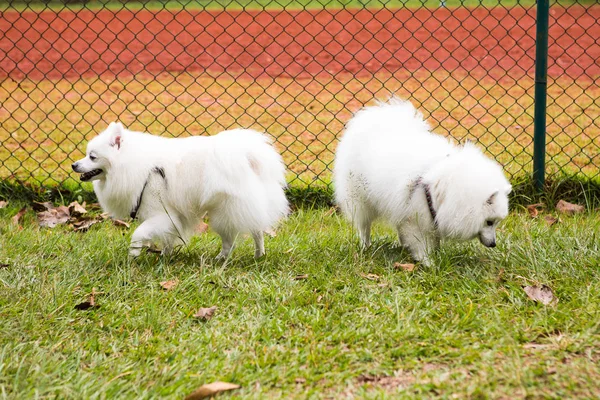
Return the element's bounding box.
[334,98,512,264]
[73,123,289,258]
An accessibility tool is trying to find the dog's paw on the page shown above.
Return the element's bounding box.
[254,250,265,259]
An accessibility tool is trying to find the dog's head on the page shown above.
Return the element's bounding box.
[72,122,124,182]
[476,185,512,248]
[431,145,512,248]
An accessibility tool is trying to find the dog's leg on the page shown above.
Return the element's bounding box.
[358,219,372,248]
[129,215,181,258]
[252,231,265,258]
[399,223,438,266]
[216,231,235,260]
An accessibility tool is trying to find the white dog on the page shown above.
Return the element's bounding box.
[72,123,289,259]
[334,99,512,264]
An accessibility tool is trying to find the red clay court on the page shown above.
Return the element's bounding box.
[1,5,599,81]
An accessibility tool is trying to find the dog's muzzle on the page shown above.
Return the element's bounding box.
[72,162,103,182]
[479,234,496,248]
[79,169,103,182]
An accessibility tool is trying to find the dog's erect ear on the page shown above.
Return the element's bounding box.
[109,122,124,150]
[486,190,500,205]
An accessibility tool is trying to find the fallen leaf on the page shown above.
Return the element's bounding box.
[264,228,277,238]
[0,262,8,269]
[74,288,100,311]
[526,203,544,218]
[524,285,558,306]
[160,279,179,291]
[295,377,306,384]
[544,215,558,226]
[293,274,309,280]
[0,200,7,208]
[38,206,71,228]
[394,262,416,272]
[193,306,217,321]
[88,203,102,210]
[11,207,27,225]
[185,381,240,400]
[196,221,209,234]
[71,218,101,232]
[556,200,584,215]
[113,219,130,229]
[360,273,380,281]
[68,201,87,216]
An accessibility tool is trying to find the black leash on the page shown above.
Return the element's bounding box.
[130,176,150,220]
[130,167,168,220]
[414,177,438,228]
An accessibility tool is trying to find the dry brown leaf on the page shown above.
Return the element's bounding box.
[360,273,380,281]
[544,215,559,226]
[526,203,544,218]
[295,377,306,384]
[160,279,179,291]
[68,201,87,216]
[556,200,584,215]
[38,205,71,228]
[293,274,309,280]
[72,217,101,232]
[184,381,240,400]
[193,306,217,321]
[11,207,27,225]
[113,219,130,229]
[524,285,558,306]
[0,200,7,208]
[75,288,100,310]
[0,262,9,269]
[394,262,416,272]
[196,221,209,234]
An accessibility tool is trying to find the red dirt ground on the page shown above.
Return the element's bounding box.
[0,5,598,81]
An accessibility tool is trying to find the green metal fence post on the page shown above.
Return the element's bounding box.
[533,0,550,191]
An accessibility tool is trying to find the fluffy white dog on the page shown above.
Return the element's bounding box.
[72,123,289,259]
[334,99,512,264]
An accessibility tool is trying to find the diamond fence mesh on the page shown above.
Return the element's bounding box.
[0,0,598,192]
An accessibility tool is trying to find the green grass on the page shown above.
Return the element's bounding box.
[1,200,600,398]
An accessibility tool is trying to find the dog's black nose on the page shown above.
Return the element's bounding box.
[71,162,78,171]
[488,241,496,248]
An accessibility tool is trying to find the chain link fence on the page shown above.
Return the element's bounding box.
[0,0,598,191]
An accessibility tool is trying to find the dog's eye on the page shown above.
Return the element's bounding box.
[89,154,97,161]
[486,220,494,227]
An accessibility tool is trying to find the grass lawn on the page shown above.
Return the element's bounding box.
[1,201,600,398]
